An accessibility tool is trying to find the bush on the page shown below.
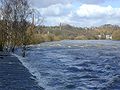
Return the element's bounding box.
[30,34,44,44]
[42,34,54,42]
[53,35,63,41]
[75,35,88,40]
[112,30,120,40]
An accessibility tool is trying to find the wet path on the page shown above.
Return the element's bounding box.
[0,52,44,90]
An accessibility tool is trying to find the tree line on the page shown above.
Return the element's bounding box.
[30,24,120,44]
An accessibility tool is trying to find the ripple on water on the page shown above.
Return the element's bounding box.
[65,84,76,89]
[101,75,120,90]
[66,66,106,76]
[66,67,81,72]
[22,40,120,90]
[74,60,97,67]
[47,77,65,87]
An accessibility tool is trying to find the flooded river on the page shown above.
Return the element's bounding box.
[18,40,120,90]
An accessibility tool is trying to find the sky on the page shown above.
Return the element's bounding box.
[30,0,120,27]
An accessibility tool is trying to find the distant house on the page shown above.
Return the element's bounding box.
[98,34,112,40]
[47,31,50,34]
[98,35,102,40]
[106,35,112,40]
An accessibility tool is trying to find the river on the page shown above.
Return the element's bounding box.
[16,40,120,90]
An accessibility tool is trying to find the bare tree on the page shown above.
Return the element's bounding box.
[0,0,32,56]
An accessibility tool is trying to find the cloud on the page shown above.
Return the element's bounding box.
[68,4,120,27]
[30,0,120,27]
[30,0,69,8]
[76,4,114,18]
[30,0,107,8]
[38,3,72,17]
[75,0,106,4]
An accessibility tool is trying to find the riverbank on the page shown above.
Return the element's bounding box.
[0,52,44,90]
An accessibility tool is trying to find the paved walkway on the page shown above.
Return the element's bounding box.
[0,52,44,90]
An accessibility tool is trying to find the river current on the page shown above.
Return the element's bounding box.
[17,40,120,90]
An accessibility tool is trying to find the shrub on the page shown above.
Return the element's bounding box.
[30,34,44,44]
[53,35,63,41]
[112,30,120,40]
[75,35,88,40]
[42,34,54,42]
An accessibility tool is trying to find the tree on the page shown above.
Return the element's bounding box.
[0,0,31,54]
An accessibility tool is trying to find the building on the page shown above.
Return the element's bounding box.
[106,35,112,40]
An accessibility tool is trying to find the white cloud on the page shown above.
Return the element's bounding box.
[30,0,120,27]
[36,3,72,17]
[30,0,106,8]
[30,0,69,8]
[76,4,120,18]
[68,4,120,27]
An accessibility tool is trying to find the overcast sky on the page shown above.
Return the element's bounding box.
[30,0,120,27]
